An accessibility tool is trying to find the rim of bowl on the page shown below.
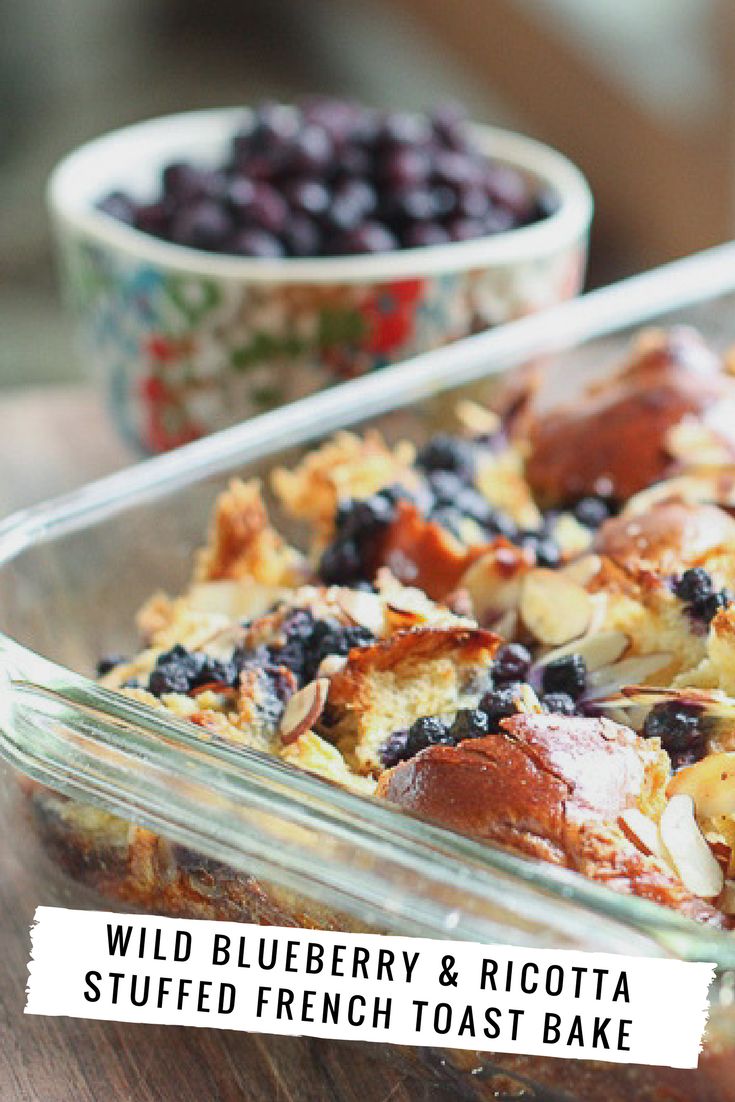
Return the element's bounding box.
[47,106,593,285]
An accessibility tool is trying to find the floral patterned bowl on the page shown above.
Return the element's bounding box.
[48,108,592,453]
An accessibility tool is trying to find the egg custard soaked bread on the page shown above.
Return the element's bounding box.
[25,325,735,1100]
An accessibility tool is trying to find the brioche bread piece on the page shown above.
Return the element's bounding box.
[325,626,499,774]
[196,478,305,585]
[272,430,417,549]
[378,713,728,925]
[525,328,735,505]
[594,500,735,580]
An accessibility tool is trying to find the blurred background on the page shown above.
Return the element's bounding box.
[2,0,734,388]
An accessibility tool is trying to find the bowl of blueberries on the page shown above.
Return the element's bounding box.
[48,98,592,452]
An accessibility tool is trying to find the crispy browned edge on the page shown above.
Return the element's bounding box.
[16,777,731,1102]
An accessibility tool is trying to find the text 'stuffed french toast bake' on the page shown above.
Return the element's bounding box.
[32,324,735,940]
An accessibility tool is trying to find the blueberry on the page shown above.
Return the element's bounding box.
[520,532,561,568]
[381,729,410,767]
[336,222,398,255]
[642,702,707,769]
[493,643,532,684]
[229,228,285,259]
[301,620,374,683]
[446,217,487,242]
[226,176,257,217]
[449,708,490,742]
[134,202,171,237]
[248,183,289,235]
[673,568,714,604]
[378,112,431,148]
[573,496,613,529]
[318,538,364,585]
[541,654,587,699]
[455,486,494,527]
[319,488,400,584]
[283,178,331,217]
[405,715,454,757]
[416,434,475,481]
[485,510,519,541]
[96,191,135,224]
[392,187,437,222]
[377,148,431,188]
[486,164,534,219]
[692,590,732,624]
[147,644,234,697]
[162,162,212,201]
[457,186,490,221]
[429,506,465,539]
[426,470,465,504]
[97,97,543,258]
[479,685,522,730]
[325,180,378,233]
[430,101,468,148]
[541,692,577,716]
[170,200,232,251]
[284,213,320,257]
[96,654,127,677]
[402,222,450,248]
[433,149,483,189]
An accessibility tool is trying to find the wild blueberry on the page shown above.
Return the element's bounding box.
[96,654,127,677]
[405,715,454,757]
[541,654,587,699]
[416,434,475,481]
[479,685,522,730]
[690,589,732,625]
[449,708,490,742]
[573,496,613,529]
[380,729,410,767]
[493,643,532,684]
[541,692,577,716]
[673,568,714,604]
[642,701,707,769]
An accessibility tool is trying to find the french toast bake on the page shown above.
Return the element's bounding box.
[26,324,735,1100]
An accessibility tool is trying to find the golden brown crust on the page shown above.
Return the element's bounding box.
[196,478,303,585]
[377,714,728,926]
[374,500,491,600]
[272,430,417,547]
[525,329,735,505]
[594,500,735,576]
[326,626,499,774]
[328,625,499,701]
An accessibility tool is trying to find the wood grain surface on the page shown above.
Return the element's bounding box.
[0,386,453,1102]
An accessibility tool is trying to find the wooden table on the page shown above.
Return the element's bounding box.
[0,386,452,1102]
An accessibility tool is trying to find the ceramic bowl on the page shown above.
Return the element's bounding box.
[48,107,593,452]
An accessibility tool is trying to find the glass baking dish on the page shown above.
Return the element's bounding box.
[5,243,735,1101]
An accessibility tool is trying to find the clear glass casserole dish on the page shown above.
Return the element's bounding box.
[5,243,735,1100]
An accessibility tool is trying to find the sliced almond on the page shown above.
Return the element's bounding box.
[317,654,349,679]
[658,794,724,899]
[561,554,602,588]
[188,580,287,622]
[540,630,628,674]
[519,569,592,646]
[489,609,518,640]
[586,653,673,698]
[279,678,329,746]
[461,549,529,622]
[517,683,543,714]
[667,752,735,819]
[455,399,501,436]
[618,808,665,860]
[335,588,386,636]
